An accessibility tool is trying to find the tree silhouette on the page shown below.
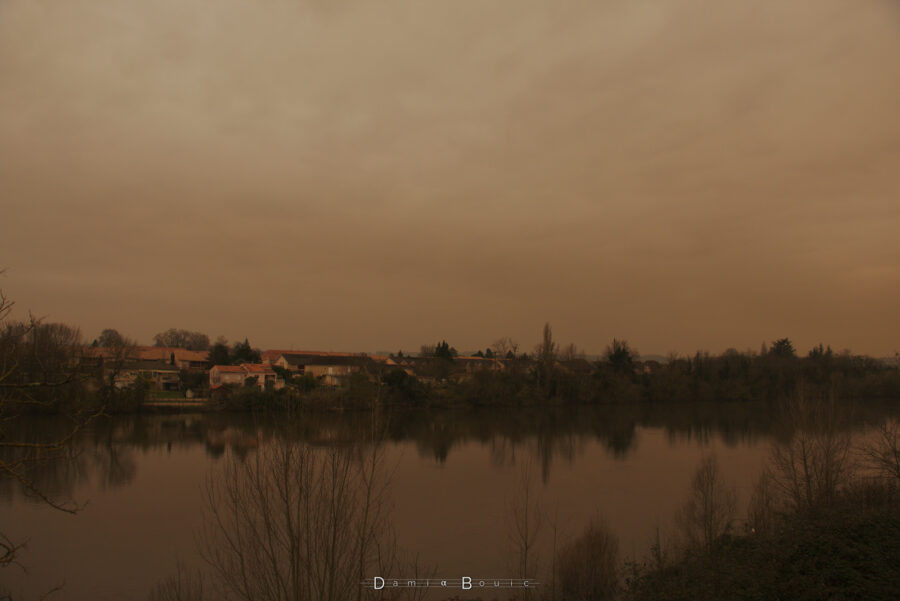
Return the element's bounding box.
[769,338,796,358]
[97,328,124,347]
[605,339,637,374]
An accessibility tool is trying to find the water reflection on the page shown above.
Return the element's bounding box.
[3,400,899,601]
[3,400,895,503]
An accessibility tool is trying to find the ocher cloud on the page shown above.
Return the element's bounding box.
[1,0,898,355]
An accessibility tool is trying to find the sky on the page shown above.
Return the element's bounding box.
[1,0,899,357]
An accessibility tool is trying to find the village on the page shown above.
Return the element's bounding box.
[82,344,510,399]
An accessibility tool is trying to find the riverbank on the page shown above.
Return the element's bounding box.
[624,483,900,601]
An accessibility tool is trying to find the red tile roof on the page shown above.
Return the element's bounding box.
[263,350,368,361]
[241,363,276,374]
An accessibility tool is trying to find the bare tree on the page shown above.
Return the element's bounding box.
[534,323,558,396]
[559,343,583,362]
[746,468,779,535]
[768,395,854,512]
[491,337,519,359]
[675,454,737,553]
[153,328,210,351]
[197,430,424,601]
[554,517,618,601]
[97,328,125,348]
[862,420,900,483]
[535,323,557,364]
[506,458,544,580]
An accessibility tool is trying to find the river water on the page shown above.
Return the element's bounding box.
[1,401,896,600]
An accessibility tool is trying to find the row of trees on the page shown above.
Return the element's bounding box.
[93,327,212,351]
[93,326,264,368]
[411,325,896,407]
[8,313,900,413]
[207,337,261,366]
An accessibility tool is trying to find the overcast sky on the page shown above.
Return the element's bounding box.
[1,0,899,356]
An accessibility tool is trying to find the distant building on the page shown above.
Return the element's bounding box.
[209,364,283,391]
[209,365,247,388]
[263,351,406,387]
[109,359,182,391]
[84,346,209,370]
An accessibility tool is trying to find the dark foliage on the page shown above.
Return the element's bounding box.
[625,485,900,601]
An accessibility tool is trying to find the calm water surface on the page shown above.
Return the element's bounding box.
[2,401,896,600]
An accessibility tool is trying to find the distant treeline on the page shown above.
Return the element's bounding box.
[363,336,900,409]
[2,309,899,416]
[179,334,900,413]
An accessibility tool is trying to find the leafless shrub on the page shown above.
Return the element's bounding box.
[862,420,900,483]
[746,468,779,535]
[147,560,206,601]
[769,396,854,512]
[554,517,619,601]
[675,454,737,553]
[559,343,584,362]
[839,475,899,512]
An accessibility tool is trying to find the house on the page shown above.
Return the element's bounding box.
[453,356,505,374]
[265,351,407,387]
[242,363,282,390]
[111,359,182,391]
[266,350,368,372]
[266,351,366,386]
[209,365,247,388]
[209,364,284,391]
[304,363,358,387]
[302,357,403,387]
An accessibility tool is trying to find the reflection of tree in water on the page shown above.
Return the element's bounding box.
[198,440,400,601]
[596,417,637,460]
[0,416,90,505]
[151,416,434,601]
[480,407,636,481]
[7,400,895,503]
[89,418,138,489]
[406,406,638,480]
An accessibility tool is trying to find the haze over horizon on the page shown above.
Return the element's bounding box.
[2,0,899,357]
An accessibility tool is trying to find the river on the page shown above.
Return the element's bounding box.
[1,400,896,600]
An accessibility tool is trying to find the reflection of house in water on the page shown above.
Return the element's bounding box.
[306,427,360,447]
[205,427,262,457]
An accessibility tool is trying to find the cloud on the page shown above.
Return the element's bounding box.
[1,0,898,354]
